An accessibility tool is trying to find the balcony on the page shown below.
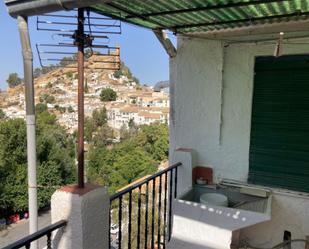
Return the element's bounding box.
[3,160,309,249]
[2,163,181,249]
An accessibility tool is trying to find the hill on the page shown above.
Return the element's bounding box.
[0,55,169,134]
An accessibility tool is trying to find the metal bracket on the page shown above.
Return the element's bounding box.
[153,29,177,58]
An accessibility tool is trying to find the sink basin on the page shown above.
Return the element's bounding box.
[200,193,228,207]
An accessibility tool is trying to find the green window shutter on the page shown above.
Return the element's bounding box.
[249,55,309,193]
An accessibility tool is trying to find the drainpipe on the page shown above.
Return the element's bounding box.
[17,16,38,249]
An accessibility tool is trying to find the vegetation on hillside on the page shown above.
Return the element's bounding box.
[0,107,168,219]
[39,94,55,104]
[6,73,23,88]
[84,107,114,146]
[0,109,5,120]
[100,88,117,102]
[113,61,140,84]
[35,103,48,114]
[87,123,169,194]
[1,58,165,221]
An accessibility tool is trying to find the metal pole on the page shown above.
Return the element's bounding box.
[305,236,309,249]
[17,16,38,249]
[77,8,85,188]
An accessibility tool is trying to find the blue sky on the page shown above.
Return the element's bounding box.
[0,1,175,90]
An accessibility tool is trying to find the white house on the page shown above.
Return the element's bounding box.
[91,1,309,249]
[5,1,309,249]
[169,36,309,249]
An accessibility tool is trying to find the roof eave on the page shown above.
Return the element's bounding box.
[183,19,309,42]
[5,0,114,17]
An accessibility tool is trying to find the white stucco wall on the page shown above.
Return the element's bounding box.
[170,36,309,248]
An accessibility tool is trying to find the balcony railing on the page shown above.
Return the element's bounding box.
[2,163,181,249]
[109,162,181,249]
[2,220,67,249]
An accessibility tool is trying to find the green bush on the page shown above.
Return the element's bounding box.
[100,88,117,102]
[35,103,48,114]
[0,109,5,120]
[6,73,22,88]
[39,94,55,104]
[66,71,73,79]
[113,70,122,79]
[68,106,75,113]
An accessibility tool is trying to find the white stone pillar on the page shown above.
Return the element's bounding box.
[172,148,197,197]
[51,184,109,249]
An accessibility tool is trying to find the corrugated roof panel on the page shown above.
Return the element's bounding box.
[91,0,309,34]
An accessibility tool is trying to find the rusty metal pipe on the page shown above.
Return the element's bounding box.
[77,8,85,188]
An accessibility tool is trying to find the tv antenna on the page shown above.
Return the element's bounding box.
[36,8,122,188]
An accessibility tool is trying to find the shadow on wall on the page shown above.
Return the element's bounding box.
[52,226,66,248]
[167,237,223,249]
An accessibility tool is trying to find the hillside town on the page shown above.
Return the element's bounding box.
[0,55,169,135]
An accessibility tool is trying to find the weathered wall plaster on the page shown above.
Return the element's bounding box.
[170,36,309,248]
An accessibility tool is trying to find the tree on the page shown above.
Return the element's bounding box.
[0,109,5,120]
[87,123,168,194]
[33,68,42,78]
[35,103,48,114]
[128,118,135,129]
[119,124,130,141]
[135,123,169,162]
[59,56,75,67]
[0,119,28,215]
[84,108,108,143]
[85,79,89,93]
[92,124,114,147]
[100,88,117,102]
[65,71,73,79]
[68,106,74,113]
[92,107,107,127]
[113,70,122,79]
[85,117,95,142]
[87,142,156,194]
[46,82,53,88]
[54,105,66,114]
[108,147,156,193]
[42,66,56,75]
[0,112,75,217]
[132,76,140,84]
[39,94,55,104]
[127,118,138,138]
[36,110,57,126]
[6,73,22,88]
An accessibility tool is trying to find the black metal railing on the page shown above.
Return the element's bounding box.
[109,162,181,249]
[2,220,67,249]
